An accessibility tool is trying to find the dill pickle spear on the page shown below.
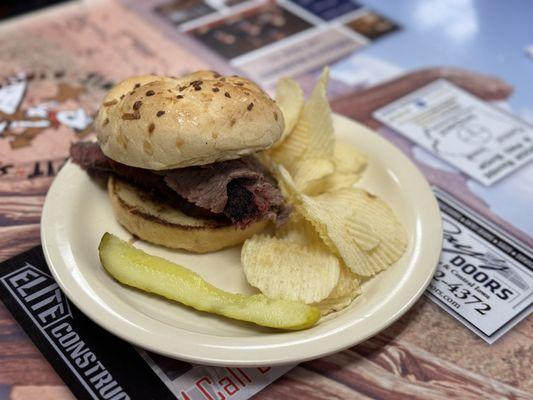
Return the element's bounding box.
[98,233,320,330]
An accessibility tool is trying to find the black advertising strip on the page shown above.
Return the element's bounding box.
[435,189,533,271]
[0,246,176,400]
[0,0,72,21]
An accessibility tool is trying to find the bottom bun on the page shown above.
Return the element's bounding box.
[108,176,269,253]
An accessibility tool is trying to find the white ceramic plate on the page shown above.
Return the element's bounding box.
[41,114,442,367]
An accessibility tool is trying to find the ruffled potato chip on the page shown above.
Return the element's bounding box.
[275,211,362,315]
[313,294,357,316]
[333,142,367,174]
[276,167,380,251]
[308,142,367,194]
[275,164,300,204]
[298,188,406,276]
[328,263,360,299]
[242,235,340,304]
[312,263,361,317]
[313,289,360,316]
[268,114,309,169]
[276,211,325,249]
[291,186,380,251]
[293,158,335,195]
[274,78,304,147]
[267,68,334,171]
[300,68,334,160]
[314,172,361,194]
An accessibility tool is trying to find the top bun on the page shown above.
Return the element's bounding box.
[94,71,284,170]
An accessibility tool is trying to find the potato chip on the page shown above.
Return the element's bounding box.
[296,188,406,276]
[268,115,309,169]
[301,68,334,160]
[333,142,367,174]
[276,167,379,253]
[274,78,304,146]
[311,172,360,195]
[312,264,361,316]
[299,189,379,250]
[272,211,362,313]
[292,158,334,194]
[320,188,384,251]
[242,235,340,304]
[267,68,334,170]
[333,188,406,253]
[313,289,360,316]
[350,190,407,270]
[328,263,360,298]
[306,142,366,193]
[275,164,300,203]
[345,214,381,251]
[316,188,407,276]
[276,211,325,249]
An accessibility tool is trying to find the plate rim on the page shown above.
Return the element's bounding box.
[41,113,442,366]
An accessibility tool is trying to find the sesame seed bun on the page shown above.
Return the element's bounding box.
[94,71,284,170]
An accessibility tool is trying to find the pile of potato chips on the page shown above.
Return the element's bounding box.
[241,68,408,316]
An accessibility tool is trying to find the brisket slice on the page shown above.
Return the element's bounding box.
[164,155,285,226]
[70,141,288,228]
[70,142,218,220]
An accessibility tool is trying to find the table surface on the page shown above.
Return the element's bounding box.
[0,0,531,399]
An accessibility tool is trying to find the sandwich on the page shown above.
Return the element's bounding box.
[70,71,289,253]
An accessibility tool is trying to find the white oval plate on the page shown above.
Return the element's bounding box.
[41,114,442,367]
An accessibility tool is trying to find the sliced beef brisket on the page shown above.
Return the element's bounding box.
[70,141,288,227]
[70,142,219,219]
[163,155,285,226]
